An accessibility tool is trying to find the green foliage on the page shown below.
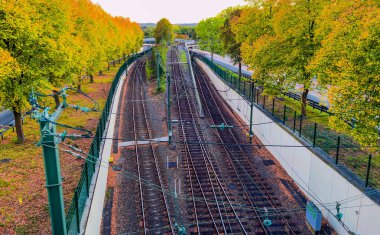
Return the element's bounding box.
[220,7,243,71]
[154,18,173,44]
[195,17,224,58]
[233,0,326,116]
[174,25,195,39]
[143,26,155,38]
[208,0,379,148]
[309,0,380,148]
[151,45,167,93]
[0,0,143,141]
[179,50,187,63]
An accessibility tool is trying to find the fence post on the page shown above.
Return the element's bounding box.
[272,98,275,116]
[249,82,254,143]
[335,136,341,165]
[263,95,266,108]
[313,123,317,148]
[243,82,246,97]
[85,163,89,196]
[293,111,297,132]
[299,115,303,137]
[365,154,372,188]
[283,105,287,124]
[256,89,259,104]
[253,83,256,103]
[74,190,80,233]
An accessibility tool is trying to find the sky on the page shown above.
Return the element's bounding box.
[91,0,246,24]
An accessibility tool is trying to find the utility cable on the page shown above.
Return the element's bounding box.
[40,143,378,216]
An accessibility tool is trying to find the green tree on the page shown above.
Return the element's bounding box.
[174,25,196,39]
[154,18,173,44]
[231,2,281,97]
[143,26,155,38]
[235,0,325,117]
[0,0,52,141]
[310,0,380,147]
[0,0,143,142]
[195,17,224,61]
[220,8,244,81]
[271,0,326,117]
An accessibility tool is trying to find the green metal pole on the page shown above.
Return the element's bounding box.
[335,136,341,165]
[299,115,303,137]
[40,118,67,235]
[249,82,254,143]
[365,154,372,188]
[167,72,172,144]
[313,123,317,148]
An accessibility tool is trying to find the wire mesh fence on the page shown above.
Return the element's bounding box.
[65,48,152,234]
[191,52,379,191]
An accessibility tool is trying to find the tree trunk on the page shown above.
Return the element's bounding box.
[238,62,242,86]
[211,51,214,62]
[52,90,60,108]
[238,62,242,79]
[89,74,94,83]
[99,70,103,76]
[107,62,110,71]
[301,88,309,117]
[77,83,82,92]
[12,108,24,142]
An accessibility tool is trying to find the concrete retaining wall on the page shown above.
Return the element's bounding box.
[195,58,380,235]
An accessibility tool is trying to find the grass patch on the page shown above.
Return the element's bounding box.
[0,64,119,234]
[257,92,380,188]
[180,50,187,63]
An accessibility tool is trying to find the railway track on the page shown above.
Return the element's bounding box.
[125,56,174,234]
[170,47,249,234]
[192,58,305,234]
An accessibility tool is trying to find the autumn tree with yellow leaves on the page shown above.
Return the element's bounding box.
[0,0,143,142]
[196,0,379,147]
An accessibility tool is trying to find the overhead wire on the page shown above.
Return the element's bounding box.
[37,53,378,234]
[41,140,379,216]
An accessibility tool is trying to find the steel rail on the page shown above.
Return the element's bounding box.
[131,56,174,234]
[137,57,175,234]
[172,48,247,234]
[193,61,298,234]
[131,58,148,234]
[174,48,248,234]
[171,48,221,234]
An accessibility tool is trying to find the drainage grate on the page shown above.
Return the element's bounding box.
[262,159,275,166]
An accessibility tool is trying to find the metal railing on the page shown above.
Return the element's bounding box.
[66,48,152,234]
[191,52,379,193]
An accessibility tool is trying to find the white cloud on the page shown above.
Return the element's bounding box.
[91,0,246,23]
